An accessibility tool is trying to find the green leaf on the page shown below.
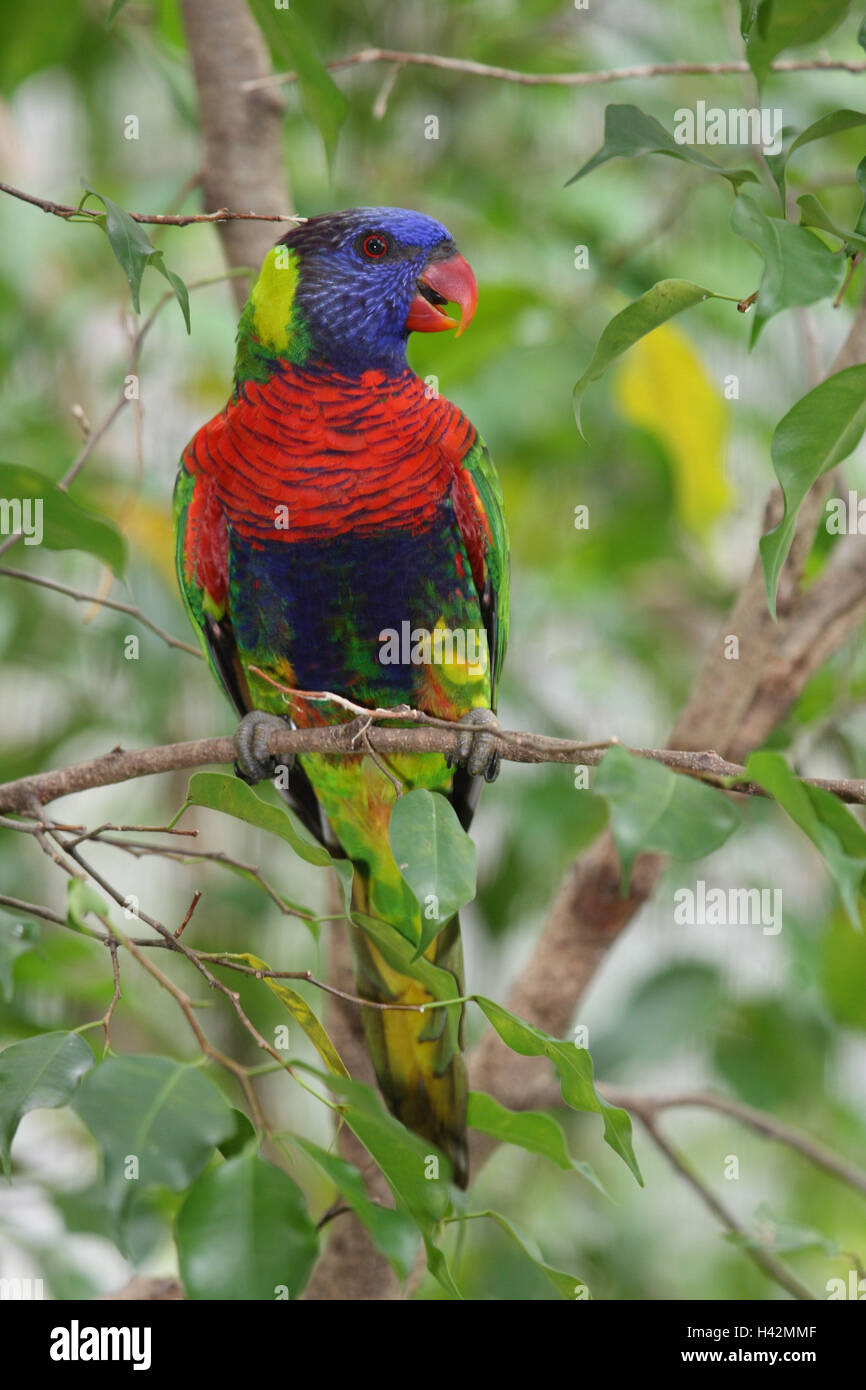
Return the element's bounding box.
[758,364,866,616]
[422,1233,464,1300]
[312,1067,453,1216]
[0,913,40,1003]
[0,463,126,574]
[821,909,866,1027]
[797,191,866,255]
[82,184,190,331]
[231,952,349,1078]
[177,1151,318,1299]
[72,1055,235,1206]
[789,108,866,163]
[248,0,348,168]
[0,1032,94,1174]
[467,1091,606,1193]
[572,280,733,434]
[767,110,866,206]
[389,788,477,957]
[743,751,866,924]
[855,155,866,238]
[594,745,739,890]
[715,996,829,1107]
[729,1203,839,1256]
[352,909,461,1004]
[731,192,845,344]
[738,0,760,38]
[457,1210,588,1298]
[567,104,757,189]
[66,879,108,936]
[606,963,723,1068]
[84,184,152,312]
[105,0,131,28]
[180,771,328,864]
[472,997,642,1182]
[297,1064,465,1296]
[741,0,852,88]
[293,1136,419,1278]
[150,252,191,333]
[294,1064,456,1284]
[216,1108,256,1160]
[180,772,351,894]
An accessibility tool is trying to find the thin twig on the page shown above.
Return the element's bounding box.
[834,253,863,309]
[316,1204,352,1231]
[632,1105,816,1300]
[0,893,68,927]
[241,48,866,92]
[0,566,203,658]
[91,823,198,837]
[357,722,404,798]
[0,268,248,561]
[101,936,122,1050]
[116,921,267,1131]
[80,834,321,922]
[601,1087,866,1199]
[196,954,432,1013]
[57,838,306,1082]
[0,181,301,227]
[372,63,402,119]
[175,890,202,938]
[70,404,91,438]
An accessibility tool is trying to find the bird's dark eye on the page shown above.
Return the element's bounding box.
[362,233,389,259]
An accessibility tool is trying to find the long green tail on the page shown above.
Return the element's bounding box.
[294,744,470,1185]
[349,876,469,1187]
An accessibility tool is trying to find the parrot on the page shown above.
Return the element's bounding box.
[174,207,509,1187]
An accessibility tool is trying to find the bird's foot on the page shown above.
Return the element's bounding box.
[234,710,293,785]
[446,707,500,783]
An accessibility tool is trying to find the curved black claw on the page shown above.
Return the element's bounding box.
[234,711,293,785]
[447,707,501,783]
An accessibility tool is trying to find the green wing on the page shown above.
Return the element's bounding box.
[461,437,510,699]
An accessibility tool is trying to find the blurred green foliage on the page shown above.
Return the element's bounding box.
[1,0,866,1301]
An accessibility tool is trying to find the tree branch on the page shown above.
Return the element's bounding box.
[628,1103,816,1300]
[0,180,300,229]
[240,48,866,92]
[0,565,203,658]
[2,712,866,815]
[600,1087,866,1199]
[179,0,294,306]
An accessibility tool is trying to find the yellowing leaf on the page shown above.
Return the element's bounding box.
[233,952,349,1079]
[121,497,177,584]
[615,322,732,534]
[97,487,177,585]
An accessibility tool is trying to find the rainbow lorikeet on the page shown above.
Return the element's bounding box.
[174,208,509,1186]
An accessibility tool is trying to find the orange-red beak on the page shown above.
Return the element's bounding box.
[406,251,478,338]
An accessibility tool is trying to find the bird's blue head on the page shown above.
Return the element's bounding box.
[235,206,478,381]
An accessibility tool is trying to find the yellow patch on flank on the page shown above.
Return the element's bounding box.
[430,617,490,690]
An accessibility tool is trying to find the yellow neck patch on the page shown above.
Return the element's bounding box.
[247,246,300,355]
